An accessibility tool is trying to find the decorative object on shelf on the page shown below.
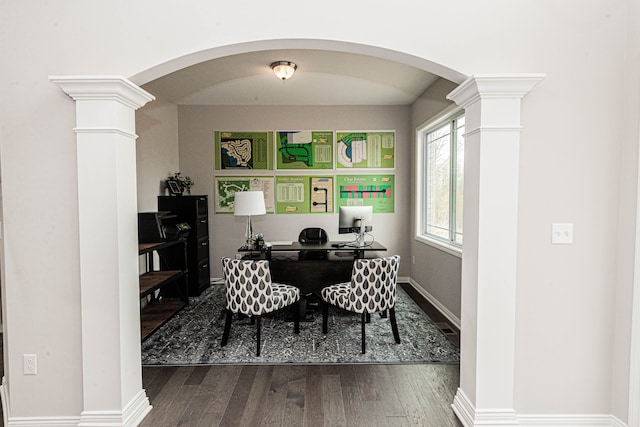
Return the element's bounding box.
[166,172,194,196]
[270,61,297,81]
[254,233,265,250]
[233,191,266,249]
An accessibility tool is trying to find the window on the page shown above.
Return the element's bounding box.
[417,110,464,252]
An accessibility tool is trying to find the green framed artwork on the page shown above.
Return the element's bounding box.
[276,131,334,170]
[336,131,395,169]
[214,131,274,170]
[275,175,334,214]
[336,174,394,213]
[214,176,275,213]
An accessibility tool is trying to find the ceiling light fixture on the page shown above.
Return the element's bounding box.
[270,61,297,81]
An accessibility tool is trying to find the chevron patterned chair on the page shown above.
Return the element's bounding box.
[320,255,401,354]
[221,257,300,356]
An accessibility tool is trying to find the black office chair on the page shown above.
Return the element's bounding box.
[298,227,329,260]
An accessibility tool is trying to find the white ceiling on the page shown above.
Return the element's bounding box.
[143,49,441,106]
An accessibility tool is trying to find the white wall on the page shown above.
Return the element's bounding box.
[175,105,411,279]
[0,0,636,424]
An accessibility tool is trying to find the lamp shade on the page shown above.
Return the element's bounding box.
[233,191,266,216]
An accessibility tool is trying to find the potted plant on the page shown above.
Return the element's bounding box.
[166,172,194,195]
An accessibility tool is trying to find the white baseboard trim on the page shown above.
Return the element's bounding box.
[2,376,81,426]
[453,387,628,427]
[1,376,9,427]
[78,389,151,427]
[7,416,80,426]
[518,414,627,426]
[1,381,150,427]
[406,277,461,330]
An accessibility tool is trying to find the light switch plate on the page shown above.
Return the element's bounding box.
[551,223,573,244]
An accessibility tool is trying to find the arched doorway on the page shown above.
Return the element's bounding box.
[52,40,543,426]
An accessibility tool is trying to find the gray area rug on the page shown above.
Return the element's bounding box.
[141,284,460,365]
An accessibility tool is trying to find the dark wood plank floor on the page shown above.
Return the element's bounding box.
[140,363,462,427]
[139,283,463,426]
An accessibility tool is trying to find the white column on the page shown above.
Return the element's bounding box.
[50,76,155,426]
[447,74,544,426]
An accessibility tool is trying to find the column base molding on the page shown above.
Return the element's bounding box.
[452,388,518,426]
[77,389,151,427]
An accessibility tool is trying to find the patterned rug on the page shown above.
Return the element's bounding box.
[141,284,460,365]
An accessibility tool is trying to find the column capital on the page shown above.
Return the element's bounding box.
[49,75,155,110]
[447,74,545,108]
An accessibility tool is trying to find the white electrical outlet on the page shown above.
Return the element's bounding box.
[551,223,574,244]
[23,354,37,375]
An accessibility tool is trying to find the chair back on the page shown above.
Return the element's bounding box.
[221,257,274,316]
[298,227,328,243]
[349,255,400,313]
[298,227,329,260]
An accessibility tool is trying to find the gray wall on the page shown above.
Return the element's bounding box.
[134,82,462,319]
[410,79,462,322]
[174,105,412,279]
[136,94,180,212]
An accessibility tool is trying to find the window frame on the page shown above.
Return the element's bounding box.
[415,105,464,258]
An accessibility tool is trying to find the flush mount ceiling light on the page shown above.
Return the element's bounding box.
[270,61,297,81]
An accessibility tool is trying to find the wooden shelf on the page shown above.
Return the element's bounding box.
[140,299,187,341]
[138,239,188,341]
[139,270,185,297]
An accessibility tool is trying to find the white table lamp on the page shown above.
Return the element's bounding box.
[233,191,266,249]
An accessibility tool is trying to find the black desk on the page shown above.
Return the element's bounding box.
[238,241,387,319]
[239,241,387,294]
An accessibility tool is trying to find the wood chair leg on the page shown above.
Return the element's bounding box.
[256,315,261,357]
[361,312,367,354]
[322,300,329,334]
[389,307,401,344]
[221,310,233,347]
[293,301,300,334]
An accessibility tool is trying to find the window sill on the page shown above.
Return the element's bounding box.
[415,235,462,258]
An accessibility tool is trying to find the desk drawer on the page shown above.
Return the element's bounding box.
[198,258,210,288]
[197,237,209,260]
[195,217,208,237]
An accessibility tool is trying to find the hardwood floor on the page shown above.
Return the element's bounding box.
[140,363,463,427]
[139,283,462,426]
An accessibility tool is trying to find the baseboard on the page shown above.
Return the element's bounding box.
[2,376,81,426]
[453,388,628,427]
[1,376,8,427]
[518,414,627,426]
[1,382,150,427]
[407,277,461,330]
[7,416,80,426]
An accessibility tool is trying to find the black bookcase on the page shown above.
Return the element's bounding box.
[158,195,210,296]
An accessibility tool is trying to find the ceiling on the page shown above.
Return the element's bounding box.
[143,49,441,106]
